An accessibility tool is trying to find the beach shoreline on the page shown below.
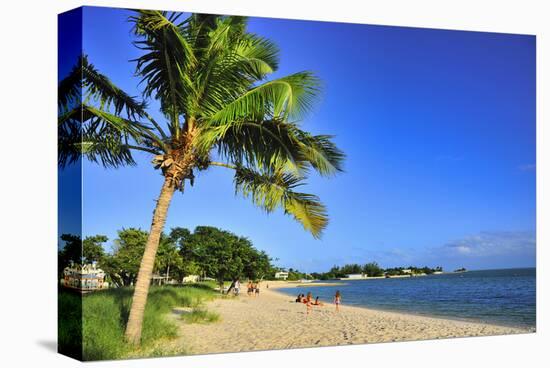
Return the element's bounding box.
[269,287,532,331]
[167,282,531,356]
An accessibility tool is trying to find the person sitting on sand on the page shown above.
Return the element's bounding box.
[313,296,324,306]
[296,293,304,303]
[334,290,341,312]
[305,294,313,315]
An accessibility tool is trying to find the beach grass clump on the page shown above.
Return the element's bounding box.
[181,308,220,324]
[59,284,217,361]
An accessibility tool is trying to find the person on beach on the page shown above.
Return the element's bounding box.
[304,292,313,304]
[305,294,313,315]
[234,279,240,296]
[247,281,253,296]
[313,296,324,306]
[295,293,303,302]
[255,283,260,296]
[334,290,341,312]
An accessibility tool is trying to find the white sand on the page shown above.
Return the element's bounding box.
[167,281,530,355]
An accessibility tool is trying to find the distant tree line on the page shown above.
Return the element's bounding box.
[58,226,276,288]
[59,230,445,286]
[307,263,443,280]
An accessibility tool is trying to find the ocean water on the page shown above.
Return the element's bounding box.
[276,268,536,329]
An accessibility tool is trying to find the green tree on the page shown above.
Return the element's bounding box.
[82,235,108,264]
[58,11,344,344]
[363,262,384,277]
[58,234,108,275]
[155,236,184,282]
[102,228,149,287]
[243,249,272,281]
[169,227,201,277]
[187,227,246,285]
[340,263,363,275]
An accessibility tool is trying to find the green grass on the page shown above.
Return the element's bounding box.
[181,308,220,324]
[59,284,217,361]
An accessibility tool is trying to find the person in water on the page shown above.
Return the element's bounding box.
[334,290,341,312]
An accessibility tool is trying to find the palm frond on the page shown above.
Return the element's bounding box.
[294,132,345,176]
[197,119,343,177]
[58,55,147,119]
[58,103,162,169]
[234,166,328,238]
[193,33,280,117]
[131,10,197,126]
[284,192,328,239]
[206,71,320,125]
[197,119,307,176]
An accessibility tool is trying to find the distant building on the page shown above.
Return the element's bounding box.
[401,269,412,274]
[61,263,108,292]
[182,275,200,283]
[345,273,368,279]
[151,274,178,285]
[275,271,289,280]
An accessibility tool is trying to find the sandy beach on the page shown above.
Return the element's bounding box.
[168,281,529,355]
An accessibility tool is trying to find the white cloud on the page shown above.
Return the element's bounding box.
[439,231,535,258]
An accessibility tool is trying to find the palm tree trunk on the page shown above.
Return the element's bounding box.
[124,176,176,345]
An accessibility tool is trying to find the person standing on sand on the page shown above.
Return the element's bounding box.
[234,279,240,296]
[334,290,341,312]
[255,282,260,296]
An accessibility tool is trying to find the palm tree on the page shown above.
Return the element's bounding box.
[58,10,344,345]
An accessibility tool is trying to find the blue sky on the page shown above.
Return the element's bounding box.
[60,6,536,272]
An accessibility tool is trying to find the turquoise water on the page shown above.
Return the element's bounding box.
[277,268,536,329]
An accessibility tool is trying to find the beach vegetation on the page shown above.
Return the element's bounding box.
[59,284,216,360]
[181,308,220,324]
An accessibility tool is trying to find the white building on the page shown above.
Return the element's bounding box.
[345,273,368,279]
[61,263,108,292]
[182,275,200,283]
[274,271,289,280]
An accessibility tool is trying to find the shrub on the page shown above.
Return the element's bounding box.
[181,308,220,324]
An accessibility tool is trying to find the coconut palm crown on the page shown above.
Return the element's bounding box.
[58,11,344,345]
